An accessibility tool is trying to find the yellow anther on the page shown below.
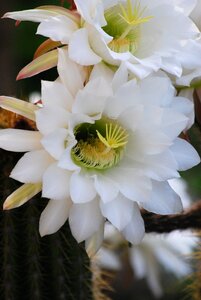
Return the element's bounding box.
[96,123,128,149]
[118,0,153,39]
[119,0,153,25]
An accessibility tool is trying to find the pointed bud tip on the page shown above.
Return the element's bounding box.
[1,13,8,19]
[16,73,24,81]
[3,202,10,210]
[39,229,48,238]
[0,96,4,104]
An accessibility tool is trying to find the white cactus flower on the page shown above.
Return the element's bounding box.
[4,0,201,81]
[0,50,199,249]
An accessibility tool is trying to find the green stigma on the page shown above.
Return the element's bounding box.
[103,0,153,54]
[71,119,128,170]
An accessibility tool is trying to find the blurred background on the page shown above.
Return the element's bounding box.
[0,1,201,300]
[0,0,66,97]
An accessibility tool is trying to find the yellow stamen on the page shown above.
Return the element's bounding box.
[96,123,128,149]
[119,0,153,39]
[71,120,128,170]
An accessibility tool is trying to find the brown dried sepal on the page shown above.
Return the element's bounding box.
[0,108,36,130]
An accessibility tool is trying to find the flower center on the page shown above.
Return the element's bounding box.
[71,119,128,170]
[103,0,153,54]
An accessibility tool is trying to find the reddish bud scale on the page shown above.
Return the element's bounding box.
[15,20,21,27]
[69,0,76,10]
[60,0,76,10]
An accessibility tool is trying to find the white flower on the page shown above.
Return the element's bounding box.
[98,179,198,297]
[0,50,199,248]
[98,225,197,298]
[169,178,193,208]
[175,1,201,87]
[130,231,197,297]
[4,0,201,80]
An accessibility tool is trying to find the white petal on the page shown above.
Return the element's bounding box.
[103,0,119,10]
[176,68,201,86]
[139,150,179,181]
[35,106,69,135]
[137,128,172,155]
[154,245,191,277]
[69,28,101,65]
[104,80,137,118]
[109,167,151,202]
[97,247,121,270]
[117,105,143,131]
[130,54,162,72]
[170,96,194,129]
[3,9,57,22]
[41,80,73,110]
[191,0,201,28]
[42,162,71,201]
[74,0,106,25]
[69,199,103,242]
[76,75,112,98]
[112,63,128,92]
[73,77,112,116]
[10,150,53,183]
[160,108,188,139]
[89,62,114,82]
[161,57,182,77]
[4,7,80,22]
[126,128,172,159]
[121,202,145,244]
[37,15,78,44]
[130,76,175,107]
[70,172,96,203]
[68,112,94,130]
[170,138,200,171]
[57,48,85,97]
[178,40,201,70]
[41,128,68,160]
[176,0,197,15]
[131,247,163,298]
[125,61,152,79]
[85,221,104,257]
[58,145,80,171]
[89,26,130,64]
[94,174,119,203]
[130,248,147,278]
[39,198,72,237]
[0,129,42,152]
[100,194,133,230]
[141,181,183,215]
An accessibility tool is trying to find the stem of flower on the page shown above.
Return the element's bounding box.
[142,200,201,233]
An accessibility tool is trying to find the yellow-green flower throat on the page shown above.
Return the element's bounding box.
[103,0,153,53]
[71,119,128,170]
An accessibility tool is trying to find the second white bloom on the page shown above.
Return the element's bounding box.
[4,0,201,81]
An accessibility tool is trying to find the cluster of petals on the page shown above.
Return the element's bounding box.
[4,0,201,85]
[0,49,199,251]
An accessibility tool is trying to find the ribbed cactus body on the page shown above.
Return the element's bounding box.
[0,147,93,300]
